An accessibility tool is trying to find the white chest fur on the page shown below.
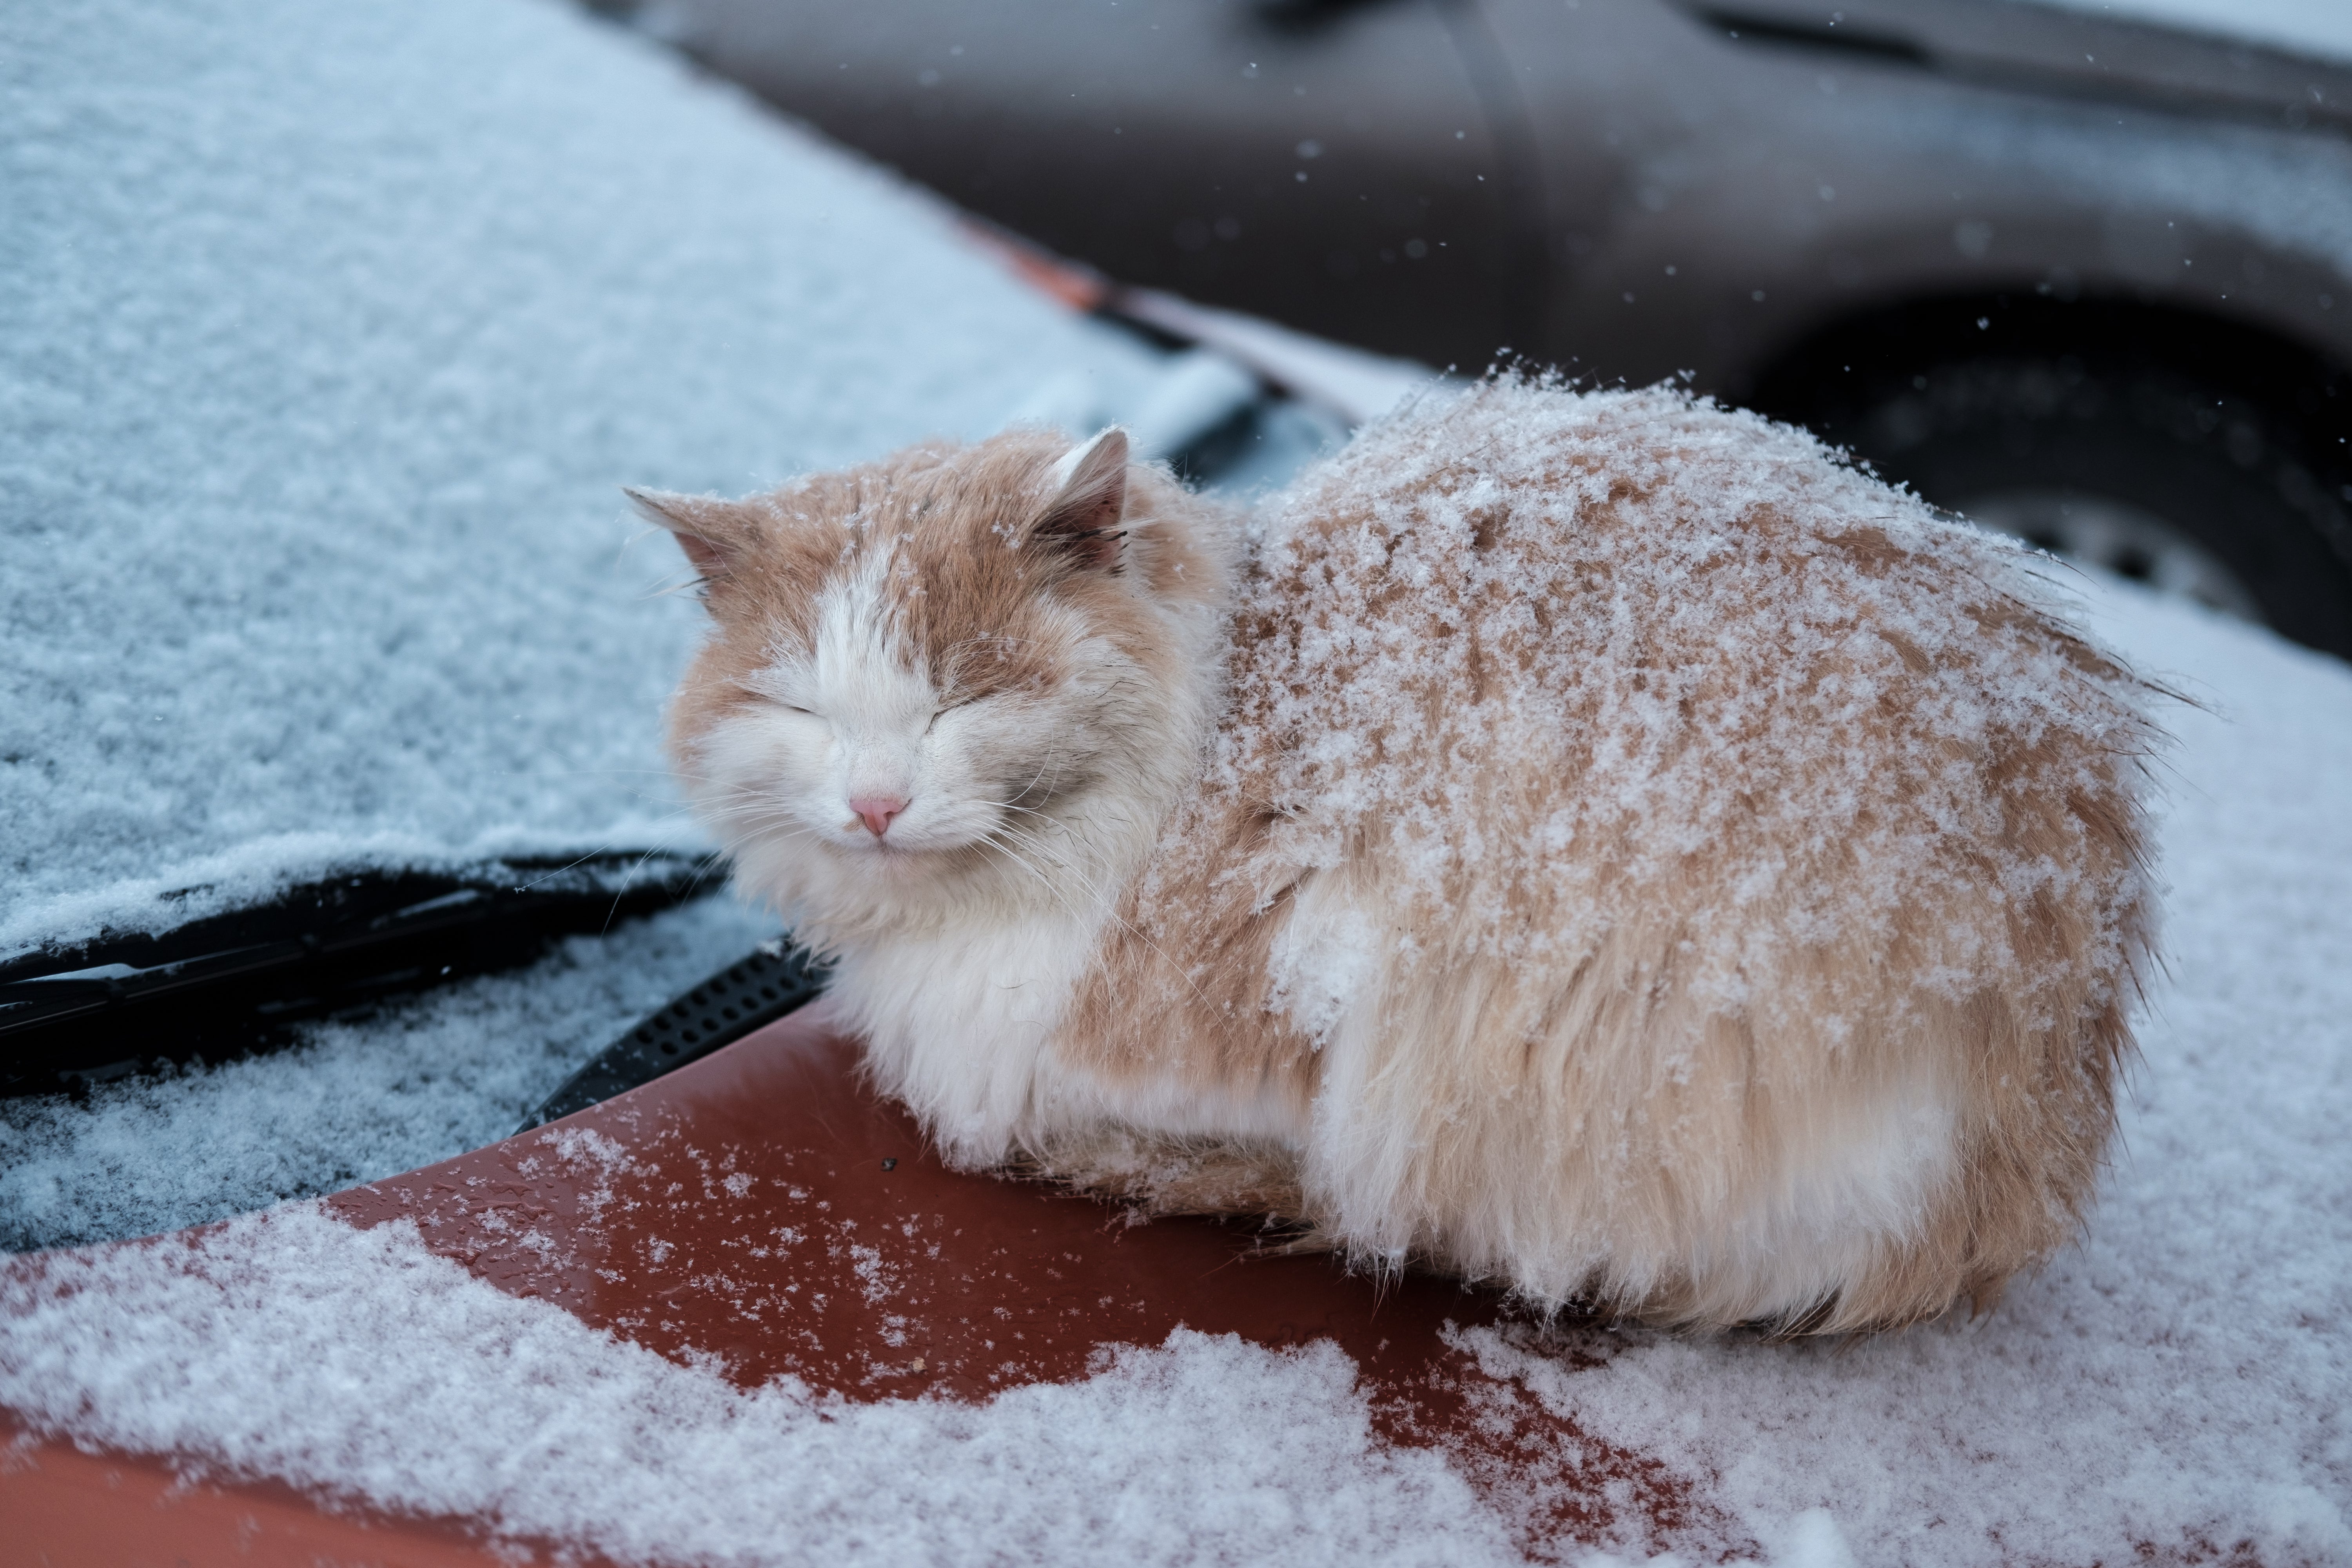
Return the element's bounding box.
[828,906,1305,1165]
[824,912,1096,1164]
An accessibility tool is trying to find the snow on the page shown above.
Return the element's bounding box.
[0,0,1165,962]
[0,895,780,1254]
[4,572,2346,1568]
[0,1205,1525,1568]
[2,0,2346,1559]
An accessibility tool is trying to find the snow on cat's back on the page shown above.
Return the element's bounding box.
[640,380,2160,1334]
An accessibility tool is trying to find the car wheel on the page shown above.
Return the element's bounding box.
[1823,355,2352,658]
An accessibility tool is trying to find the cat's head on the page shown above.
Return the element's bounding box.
[635,426,1232,936]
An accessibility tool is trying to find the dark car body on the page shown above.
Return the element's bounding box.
[624,0,2352,655]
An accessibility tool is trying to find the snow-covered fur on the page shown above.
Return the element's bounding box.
[637,381,2160,1333]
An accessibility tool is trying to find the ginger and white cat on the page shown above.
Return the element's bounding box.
[633,381,2158,1333]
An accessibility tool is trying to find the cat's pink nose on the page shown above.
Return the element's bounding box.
[849,795,908,838]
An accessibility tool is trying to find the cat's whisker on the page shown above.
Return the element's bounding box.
[503,815,711,896]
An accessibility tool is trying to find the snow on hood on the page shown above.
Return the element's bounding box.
[0,0,1161,961]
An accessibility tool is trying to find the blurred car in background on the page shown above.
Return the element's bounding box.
[608,0,2352,658]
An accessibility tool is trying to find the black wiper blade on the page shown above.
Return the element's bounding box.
[0,853,722,1097]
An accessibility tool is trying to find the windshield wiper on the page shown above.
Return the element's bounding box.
[0,853,721,1096]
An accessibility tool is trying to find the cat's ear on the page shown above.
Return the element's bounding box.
[625,488,746,583]
[1029,426,1129,573]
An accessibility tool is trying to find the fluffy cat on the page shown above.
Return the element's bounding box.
[632,380,2159,1333]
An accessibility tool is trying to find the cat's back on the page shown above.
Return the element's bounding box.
[1214,381,2149,965]
[1069,383,2157,1326]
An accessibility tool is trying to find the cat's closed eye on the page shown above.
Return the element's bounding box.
[926,697,988,733]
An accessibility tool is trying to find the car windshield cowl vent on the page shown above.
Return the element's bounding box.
[1687,0,2352,138]
[515,938,830,1135]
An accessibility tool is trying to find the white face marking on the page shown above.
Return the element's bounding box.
[686,553,1115,870]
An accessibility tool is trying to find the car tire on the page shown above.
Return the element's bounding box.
[1818,354,2352,659]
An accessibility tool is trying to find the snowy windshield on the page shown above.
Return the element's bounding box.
[0,3,1165,963]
